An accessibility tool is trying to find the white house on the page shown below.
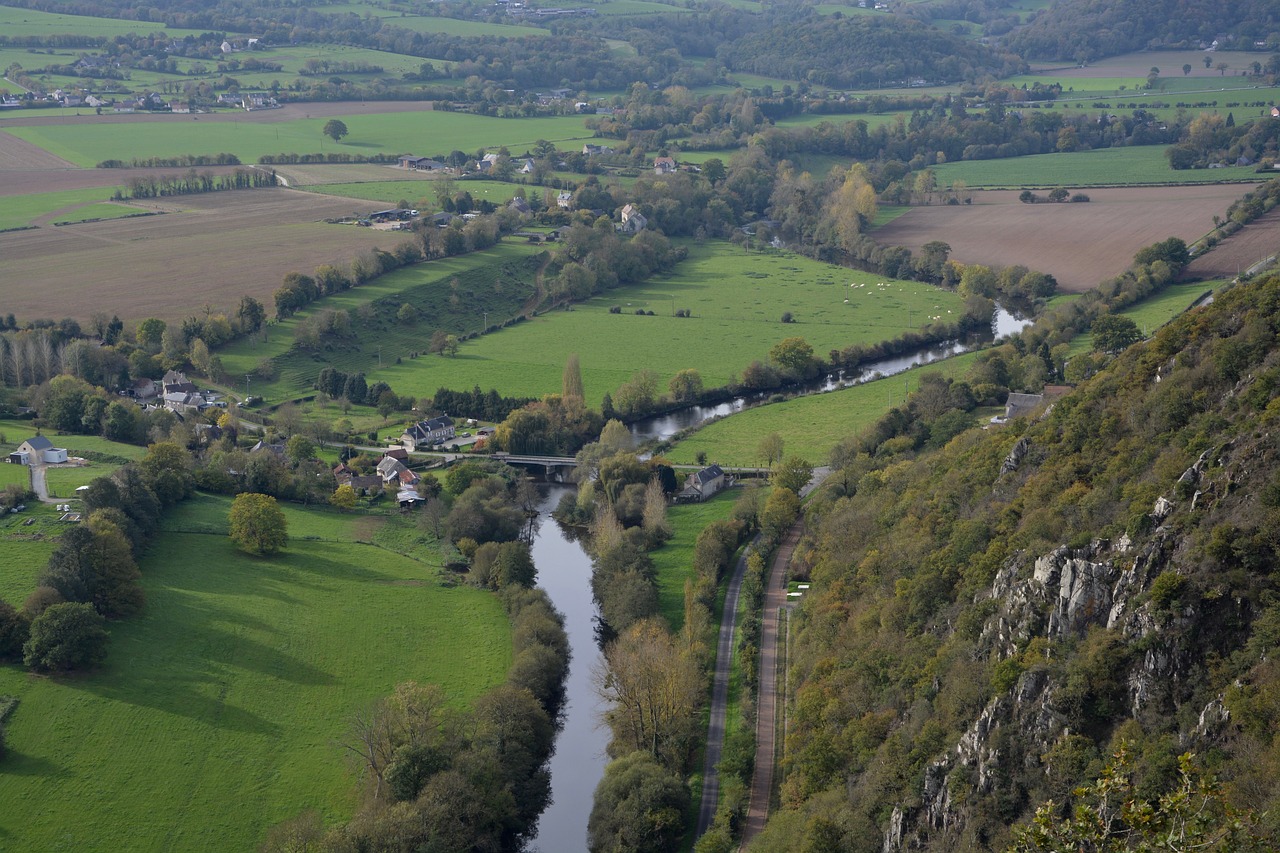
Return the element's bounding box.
[619,203,647,234]
[681,464,726,502]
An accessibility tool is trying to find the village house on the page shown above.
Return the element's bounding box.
[508,196,532,215]
[680,464,727,502]
[400,416,456,450]
[376,456,420,487]
[249,439,286,459]
[9,435,68,466]
[582,143,615,157]
[653,156,677,174]
[556,191,574,210]
[618,203,647,234]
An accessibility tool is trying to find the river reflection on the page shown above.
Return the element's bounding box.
[528,485,608,853]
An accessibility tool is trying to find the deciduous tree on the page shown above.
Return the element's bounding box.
[22,602,109,672]
[228,492,288,555]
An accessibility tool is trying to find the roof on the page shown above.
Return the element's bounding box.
[23,435,52,451]
[692,464,724,485]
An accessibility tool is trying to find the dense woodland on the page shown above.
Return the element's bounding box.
[1004,0,1280,62]
[748,270,1280,851]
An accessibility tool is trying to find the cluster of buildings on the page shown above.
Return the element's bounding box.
[123,370,227,416]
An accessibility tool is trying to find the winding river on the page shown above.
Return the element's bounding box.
[629,305,1032,444]
[528,485,607,853]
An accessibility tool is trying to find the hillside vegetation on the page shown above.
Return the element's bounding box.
[757,272,1280,850]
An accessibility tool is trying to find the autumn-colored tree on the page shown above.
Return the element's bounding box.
[228,493,288,555]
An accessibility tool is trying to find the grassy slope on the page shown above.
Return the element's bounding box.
[0,5,212,37]
[649,488,742,631]
[5,112,595,168]
[0,493,510,852]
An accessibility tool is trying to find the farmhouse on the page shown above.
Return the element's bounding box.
[653,156,677,174]
[12,436,68,465]
[582,144,615,157]
[680,464,727,502]
[376,456,420,487]
[618,203,647,234]
[401,416,456,449]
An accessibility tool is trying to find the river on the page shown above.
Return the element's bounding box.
[528,484,608,853]
[628,305,1032,445]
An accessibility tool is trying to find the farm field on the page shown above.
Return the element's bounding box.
[3,109,595,167]
[928,146,1261,189]
[1117,280,1216,335]
[0,129,76,170]
[0,502,61,604]
[664,352,981,467]
[250,240,967,408]
[0,188,413,324]
[0,4,215,38]
[1183,207,1280,281]
[0,492,511,852]
[0,186,124,230]
[873,184,1257,293]
[648,487,743,631]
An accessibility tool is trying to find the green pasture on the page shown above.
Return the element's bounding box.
[648,487,741,631]
[930,146,1263,188]
[51,201,143,225]
[0,5,214,38]
[0,502,61,604]
[258,240,966,408]
[363,14,549,37]
[0,492,511,852]
[5,111,595,167]
[1119,280,1217,335]
[0,461,29,489]
[0,187,127,230]
[665,351,980,467]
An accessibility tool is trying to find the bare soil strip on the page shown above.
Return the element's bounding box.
[0,187,405,323]
[1183,207,1280,281]
[0,129,76,169]
[874,184,1260,293]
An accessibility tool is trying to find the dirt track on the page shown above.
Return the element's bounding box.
[0,187,407,323]
[874,184,1260,292]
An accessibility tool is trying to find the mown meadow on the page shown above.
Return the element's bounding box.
[0,187,134,231]
[5,111,596,168]
[0,492,511,852]
[648,488,743,631]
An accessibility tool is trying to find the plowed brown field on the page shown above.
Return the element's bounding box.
[873,184,1259,292]
[0,188,408,322]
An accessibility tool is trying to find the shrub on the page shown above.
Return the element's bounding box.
[781,311,794,323]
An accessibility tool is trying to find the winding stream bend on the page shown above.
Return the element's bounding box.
[528,485,608,853]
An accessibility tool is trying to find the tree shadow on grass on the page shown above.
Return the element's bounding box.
[0,748,66,779]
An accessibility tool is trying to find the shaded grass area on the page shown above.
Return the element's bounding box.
[649,488,742,632]
[931,146,1262,188]
[0,492,511,852]
[214,240,546,401]
[6,111,594,168]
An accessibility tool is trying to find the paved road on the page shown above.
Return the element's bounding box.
[695,534,757,837]
[695,467,829,842]
[742,519,805,843]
